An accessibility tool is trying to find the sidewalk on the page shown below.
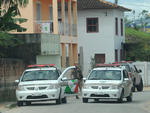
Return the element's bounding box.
[143,86,150,91]
[0,102,16,113]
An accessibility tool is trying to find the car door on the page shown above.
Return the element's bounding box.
[133,65,141,85]
[58,66,79,96]
[123,70,131,97]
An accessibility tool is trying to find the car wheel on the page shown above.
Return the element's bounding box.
[132,85,136,92]
[137,79,143,92]
[126,92,133,102]
[56,95,62,104]
[56,89,62,104]
[117,90,124,103]
[82,98,88,103]
[62,97,67,104]
[17,101,23,106]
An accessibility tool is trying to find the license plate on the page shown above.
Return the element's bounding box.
[32,93,41,96]
[96,92,103,95]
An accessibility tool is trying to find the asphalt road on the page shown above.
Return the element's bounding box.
[3,91,150,113]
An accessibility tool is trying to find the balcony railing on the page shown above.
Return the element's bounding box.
[34,20,77,36]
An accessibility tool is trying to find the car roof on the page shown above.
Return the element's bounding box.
[93,67,123,71]
[25,67,57,72]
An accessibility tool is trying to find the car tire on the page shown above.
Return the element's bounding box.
[82,98,88,103]
[137,79,143,92]
[56,96,62,104]
[17,101,23,106]
[132,85,136,92]
[62,97,67,104]
[126,92,132,102]
[56,89,62,104]
[117,90,124,103]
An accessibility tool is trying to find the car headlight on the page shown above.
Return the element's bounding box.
[83,85,91,89]
[48,85,59,89]
[17,85,25,91]
[111,85,120,89]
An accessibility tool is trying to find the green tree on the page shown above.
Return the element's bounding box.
[0,0,29,57]
[0,0,29,32]
[125,28,150,61]
[138,10,149,32]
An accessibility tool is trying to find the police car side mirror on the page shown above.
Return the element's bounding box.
[61,77,68,81]
[15,80,19,83]
[124,78,129,81]
[138,69,142,73]
[83,78,86,82]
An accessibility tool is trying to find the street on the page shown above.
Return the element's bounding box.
[3,90,150,113]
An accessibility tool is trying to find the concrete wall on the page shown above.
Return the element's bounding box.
[133,62,150,86]
[36,55,61,69]
[36,33,61,69]
[77,9,125,75]
[0,59,25,102]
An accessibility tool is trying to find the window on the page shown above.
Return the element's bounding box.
[94,54,105,64]
[120,49,123,61]
[88,70,121,80]
[86,18,99,33]
[121,19,124,36]
[49,5,53,21]
[115,49,118,62]
[36,2,41,21]
[115,17,118,35]
[123,70,129,78]
[22,70,60,81]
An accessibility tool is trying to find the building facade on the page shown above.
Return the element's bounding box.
[13,0,78,69]
[77,0,130,75]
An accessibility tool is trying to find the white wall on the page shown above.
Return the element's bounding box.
[133,62,150,86]
[78,9,125,75]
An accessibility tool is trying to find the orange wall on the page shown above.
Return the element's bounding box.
[33,0,52,21]
[16,0,34,34]
[12,0,75,34]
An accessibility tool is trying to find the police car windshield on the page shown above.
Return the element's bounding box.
[21,70,59,81]
[88,70,121,80]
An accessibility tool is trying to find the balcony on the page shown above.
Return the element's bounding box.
[34,20,77,37]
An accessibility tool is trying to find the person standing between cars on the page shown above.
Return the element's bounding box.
[74,63,83,99]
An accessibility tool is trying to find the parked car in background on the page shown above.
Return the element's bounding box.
[113,61,143,92]
[15,64,81,106]
[82,64,133,103]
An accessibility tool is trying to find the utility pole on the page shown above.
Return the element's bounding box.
[115,0,118,4]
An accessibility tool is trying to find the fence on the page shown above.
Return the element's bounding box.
[34,20,77,37]
[0,59,25,102]
[133,62,150,86]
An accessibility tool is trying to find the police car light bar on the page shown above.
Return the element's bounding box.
[96,64,120,67]
[27,64,55,68]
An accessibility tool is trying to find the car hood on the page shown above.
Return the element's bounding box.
[85,80,122,86]
[19,80,59,86]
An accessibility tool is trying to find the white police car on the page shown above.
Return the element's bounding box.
[15,64,79,106]
[82,64,133,103]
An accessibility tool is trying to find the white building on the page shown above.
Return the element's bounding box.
[77,0,131,75]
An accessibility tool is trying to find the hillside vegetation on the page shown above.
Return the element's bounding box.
[125,28,150,61]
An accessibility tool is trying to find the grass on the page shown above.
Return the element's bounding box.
[125,28,150,42]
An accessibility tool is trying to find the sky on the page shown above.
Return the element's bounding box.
[106,0,150,19]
